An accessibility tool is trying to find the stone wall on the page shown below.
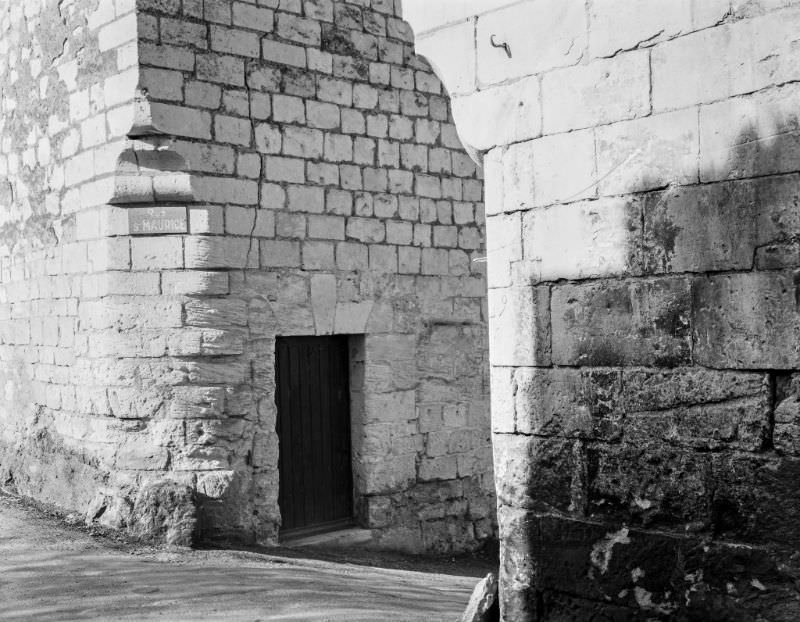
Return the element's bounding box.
[0,0,494,553]
[409,0,800,618]
[0,0,141,515]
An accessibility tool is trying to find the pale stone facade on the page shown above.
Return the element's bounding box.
[411,0,800,619]
[0,0,494,553]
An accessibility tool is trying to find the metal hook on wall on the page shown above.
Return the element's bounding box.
[490,34,512,58]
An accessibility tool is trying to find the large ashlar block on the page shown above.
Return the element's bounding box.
[551,277,692,367]
[621,368,768,413]
[699,84,800,183]
[693,270,800,369]
[498,366,769,442]
[484,212,522,289]
[587,0,730,59]
[589,443,714,527]
[624,396,771,453]
[652,6,800,112]
[476,0,586,87]
[502,130,596,210]
[595,108,699,196]
[451,76,541,152]
[414,20,475,96]
[492,434,582,512]
[497,367,623,439]
[641,182,756,273]
[488,286,551,367]
[522,197,642,283]
[640,175,800,273]
[542,50,651,134]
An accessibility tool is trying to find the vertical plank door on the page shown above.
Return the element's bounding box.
[275,336,353,535]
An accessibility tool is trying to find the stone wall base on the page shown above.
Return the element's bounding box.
[0,430,108,515]
[500,511,800,621]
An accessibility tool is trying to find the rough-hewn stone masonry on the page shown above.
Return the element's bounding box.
[0,0,494,552]
[412,0,800,619]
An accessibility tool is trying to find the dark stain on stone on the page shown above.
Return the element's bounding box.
[793,271,800,310]
[654,294,691,337]
[650,212,682,272]
[577,340,625,367]
[321,24,359,57]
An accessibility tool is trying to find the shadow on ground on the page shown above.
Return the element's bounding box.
[0,493,483,621]
[198,538,498,579]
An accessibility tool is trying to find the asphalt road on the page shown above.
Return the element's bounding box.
[0,493,478,621]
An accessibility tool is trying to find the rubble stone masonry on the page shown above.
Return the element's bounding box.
[0,0,494,553]
[412,0,800,619]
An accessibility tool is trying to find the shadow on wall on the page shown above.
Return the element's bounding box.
[499,111,800,619]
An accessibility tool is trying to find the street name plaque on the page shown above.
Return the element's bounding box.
[128,206,188,235]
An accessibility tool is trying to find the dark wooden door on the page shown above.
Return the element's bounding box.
[275,336,353,535]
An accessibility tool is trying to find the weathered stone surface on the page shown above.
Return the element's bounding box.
[496,505,537,622]
[484,213,521,289]
[620,368,768,413]
[551,277,692,367]
[693,271,800,368]
[460,572,499,622]
[451,77,541,152]
[129,481,197,546]
[699,84,800,183]
[414,22,475,96]
[503,130,596,209]
[476,0,586,87]
[542,51,650,134]
[510,514,800,619]
[488,286,551,367]
[522,198,641,282]
[510,368,622,439]
[493,434,584,513]
[587,0,730,59]
[624,396,770,452]
[711,453,800,547]
[652,8,800,112]
[641,181,757,273]
[595,108,699,196]
[774,374,800,455]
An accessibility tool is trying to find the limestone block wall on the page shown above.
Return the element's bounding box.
[1,0,495,553]
[410,0,800,618]
[130,0,493,551]
[0,0,143,513]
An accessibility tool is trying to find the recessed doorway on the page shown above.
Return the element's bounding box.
[275,336,354,537]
